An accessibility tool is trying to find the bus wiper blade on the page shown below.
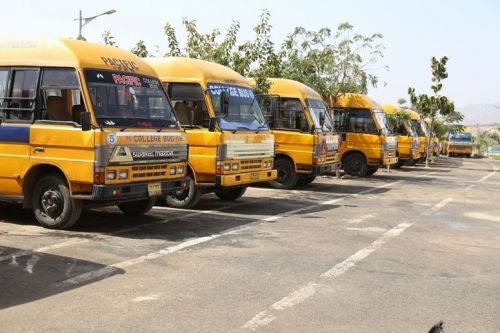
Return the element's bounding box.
[157,120,176,132]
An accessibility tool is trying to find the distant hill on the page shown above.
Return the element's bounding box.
[458,104,500,126]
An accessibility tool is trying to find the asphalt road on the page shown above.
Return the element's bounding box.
[1,157,499,332]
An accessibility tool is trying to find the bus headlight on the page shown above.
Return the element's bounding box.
[106,170,116,180]
[224,164,231,171]
[232,163,239,171]
[170,167,177,175]
[118,170,128,180]
[177,166,184,174]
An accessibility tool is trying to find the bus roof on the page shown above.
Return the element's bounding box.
[0,38,157,76]
[381,103,400,114]
[407,110,421,121]
[334,93,381,110]
[146,57,249,87]
[265,78,322,101]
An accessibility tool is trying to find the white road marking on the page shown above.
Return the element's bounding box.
[345,227,387,233]
[464,211,500,223]
[0,199,265,263]
[347,213,376,224]
[24,254,41,274]
[476,162,498,183]
[132,294,160,302]
[242,222,413,330]
[421,198,453,216]
[56,180,405,287]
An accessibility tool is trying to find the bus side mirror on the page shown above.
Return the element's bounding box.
[220,90,230,116]
[81,112,92,131]
[208,117,216,132]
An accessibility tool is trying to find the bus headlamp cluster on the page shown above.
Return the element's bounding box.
[223,162,240,171]
[170,166,184,175]
[263,160,272,168]
[107,170,129,180]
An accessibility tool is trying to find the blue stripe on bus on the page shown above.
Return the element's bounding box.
[0,125,30,143]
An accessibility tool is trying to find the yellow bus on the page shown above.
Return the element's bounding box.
[0,39,189,229]
[146,57,276,208]
[407,110,427,164]
[381,104,420,168]
[255,78,340,188]
[448,129,473,158]
[332,94,398,176]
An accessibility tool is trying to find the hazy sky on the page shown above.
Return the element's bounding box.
[3,0,500,108]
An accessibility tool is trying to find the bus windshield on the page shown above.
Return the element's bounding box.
[85,69,178,129]
[450,132,472,142]
[306,98,335,132]
[411,119,426,136]
[373,109,390,135]
[208,83,268,131]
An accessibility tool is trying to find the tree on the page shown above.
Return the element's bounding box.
[279,23,386,106]
[408,56,457,167]
[131,40,149,58]
[102,30,117,47]
[162,10,385,96]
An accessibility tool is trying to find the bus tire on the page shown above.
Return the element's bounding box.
[343,153,368,177]
[365,166,379,177]
[297,175,316,186]
[118,197,156,215]
[165,175,202,208]
[214,186,247,201]
[32,174,82,229]
[269,157,298,189]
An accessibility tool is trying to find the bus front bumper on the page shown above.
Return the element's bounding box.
[311,162,341,176]
[91,177,189,201]
[216,169,277,187]
[382,157,398,166]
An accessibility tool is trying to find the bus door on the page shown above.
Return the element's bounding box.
[0,68,37,195]
[30,68,94,185]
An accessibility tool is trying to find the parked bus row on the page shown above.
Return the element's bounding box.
[0,38,434,229]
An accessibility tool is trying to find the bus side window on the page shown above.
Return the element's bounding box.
[0,69,38,122]
[40,69,84,123]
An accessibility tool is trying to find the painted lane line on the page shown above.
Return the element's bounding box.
[0,199,265,263]
[476,162,498,183]
[56,235,219,287]
[464,211,500,224]
[421,197,453,216]
[347,213,376,224]
[24,254,41,274]
[242,222,413,330]
[345,227,387,233]
[56,180,405,287]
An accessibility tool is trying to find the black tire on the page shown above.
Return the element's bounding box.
[118,197,156,215]
[214,187,247,201]
[365,166,379,177]
[297,175,316,186]
[342,153,368,177]
[32,174,82,229]
[269,157,298,189]
[393,159,406,169]
[165,175,202,208]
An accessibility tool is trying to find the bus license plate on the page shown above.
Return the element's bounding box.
[147,183,162,196]
[250,172,259,181]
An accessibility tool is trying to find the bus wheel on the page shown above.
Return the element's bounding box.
[365,166,379,177]
[269,157,298,189]
[32,174,82,229]
[118,197,156,215]
[343,153,368,177]
[393,159,405,169]
[165,175,201,208]
[214,187,247,201]
[297,175,316,186]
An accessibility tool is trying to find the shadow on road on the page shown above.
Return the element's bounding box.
[0,246,124,309]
